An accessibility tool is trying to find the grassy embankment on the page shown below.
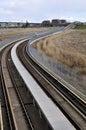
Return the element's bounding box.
[33,27,86,74]
[74,25,86,29]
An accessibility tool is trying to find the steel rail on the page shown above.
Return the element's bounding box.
[26,24,85,117]
[6,43,34,130]
[0,47,15,130]
[27,45,86,116]
[23,42,85,130]
[16,41,83,129]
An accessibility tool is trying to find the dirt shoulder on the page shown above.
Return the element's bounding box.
[33,29,86,74]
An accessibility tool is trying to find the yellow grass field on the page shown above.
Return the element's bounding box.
[0,27,51,41]
[33,29,86,74]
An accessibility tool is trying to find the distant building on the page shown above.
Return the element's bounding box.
[29,23,41,27]
[0,22,41,28]
[0,22,24,28]
[60,19,67,25]
[42,19,67,27]
[0,18,68,28]
[0,22,7,28]
[52,19,61,26]
[41,20,51,27]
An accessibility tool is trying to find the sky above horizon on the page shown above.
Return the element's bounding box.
[0,0,86,22]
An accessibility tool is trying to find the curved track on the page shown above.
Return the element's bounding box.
[1,39,55,130]
[0,25,86,130]
[0,45,15,130]
[6,45,33,130]
[1,41,32,130]
[28,47,86,115]
[12,39,76,130]
[16,40,86,130]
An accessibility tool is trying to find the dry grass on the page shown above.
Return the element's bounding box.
[33,29,86,74]
[0,27,51,41]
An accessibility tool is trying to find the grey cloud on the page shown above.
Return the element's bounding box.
[0,0,86,22]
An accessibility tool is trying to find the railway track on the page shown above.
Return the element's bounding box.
[1,40,52,130]
[0,32,85,129]
[6,46,34,130]
[0,68,15,130]
[1,42,32,130]
[0,44,16,130]
[16,40,86,130]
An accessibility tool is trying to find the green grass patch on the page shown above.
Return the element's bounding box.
[74,25,86,29]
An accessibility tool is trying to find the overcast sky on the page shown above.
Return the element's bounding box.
[0,0,86,22]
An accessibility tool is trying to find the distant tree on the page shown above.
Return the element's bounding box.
[5,22,8,28]
[17,23,20,27]
[25,20,30,27]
